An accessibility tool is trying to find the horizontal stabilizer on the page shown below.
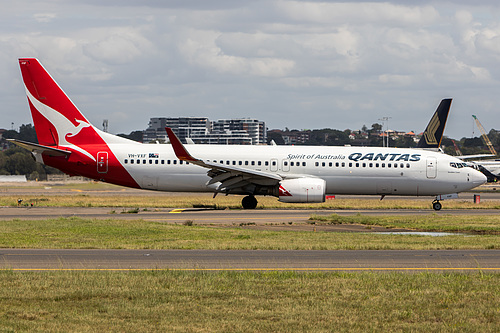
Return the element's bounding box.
[7,139,71,157]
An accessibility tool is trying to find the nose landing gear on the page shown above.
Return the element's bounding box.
[432,200,442,211]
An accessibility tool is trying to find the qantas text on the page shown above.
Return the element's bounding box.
[287,153,421,162]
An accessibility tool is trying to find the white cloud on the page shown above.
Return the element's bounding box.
[33,13,57,23]
[178,29,295,77]
[83,27,155,65]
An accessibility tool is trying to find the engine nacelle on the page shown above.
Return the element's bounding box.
[278,178,326,203]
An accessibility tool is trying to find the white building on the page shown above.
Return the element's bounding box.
[143,117,266,145]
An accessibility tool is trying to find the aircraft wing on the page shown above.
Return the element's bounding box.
[165,128,282,193]
[456,154,496,160]
[7,139,71,157]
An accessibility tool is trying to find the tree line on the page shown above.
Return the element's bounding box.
[0,124,61,180]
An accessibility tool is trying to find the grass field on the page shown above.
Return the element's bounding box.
[3,193,500,210]
[1,183,499,331]
[2,181,500,209]
[0,216,499,250]
[0,270,498,332]
[310,213,500,234]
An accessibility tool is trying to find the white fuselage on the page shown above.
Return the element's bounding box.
[107,143,485,196]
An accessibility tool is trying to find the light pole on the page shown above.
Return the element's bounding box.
[378,117,391,147]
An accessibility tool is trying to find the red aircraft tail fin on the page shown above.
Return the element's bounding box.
[18,58,101,147]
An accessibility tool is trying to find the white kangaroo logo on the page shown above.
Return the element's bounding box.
[66,119,90,138]
[26,88,96,162]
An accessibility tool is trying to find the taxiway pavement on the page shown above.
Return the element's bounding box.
[1,249,499,272]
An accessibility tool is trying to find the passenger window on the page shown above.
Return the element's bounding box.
[245,161,249,166]
[155,160,159,164]
[233,161,236,165]
[239,161,242,166]
[272,161,276,166]
[130,159,134,164]
[315,162,319,167]
[284,161,288,166]
[406,163,410,168]
[167,160,171,165]
[143,160,146,164]
[180,160,183,165]
[149,160,152,164]
[258,161,262,166]
[362,163,366,167]
[356,163,359,167]
[173,160,177,165]
[381,163,385,168]
[388,163,391,168]
[227,161,230,165]
[265,161,269,166]
[400,163,404,168]
[394,164,397,168]
[137,159,140,164]
[341,162,345,167]
[161,160,164,164]
[322,162,326,167]
[349,163,352,167]
[251,161,255,166]
[290,162,294,167]
[124,159,128,164]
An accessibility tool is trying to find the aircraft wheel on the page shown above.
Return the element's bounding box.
[242,195,258,209]
[432,201,442,211]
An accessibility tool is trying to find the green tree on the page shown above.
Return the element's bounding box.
[117,130,144,142]
[267,131,285,145]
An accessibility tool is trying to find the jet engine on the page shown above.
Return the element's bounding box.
[277,178,326,203]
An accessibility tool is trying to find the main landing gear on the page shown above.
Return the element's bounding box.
[432,200,442,211]
[241,195,258,209]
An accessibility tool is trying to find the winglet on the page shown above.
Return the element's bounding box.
[165,127,197,161]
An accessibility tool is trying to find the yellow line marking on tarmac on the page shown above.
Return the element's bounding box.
[169,209,186,213]
[5,267,500,271]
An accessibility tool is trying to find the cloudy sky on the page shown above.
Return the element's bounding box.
[2,0,500,139]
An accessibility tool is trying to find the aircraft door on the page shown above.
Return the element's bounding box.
[426,157,437,179]
[97,152,108,173]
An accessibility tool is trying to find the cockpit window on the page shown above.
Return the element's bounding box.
[450,162,469,169]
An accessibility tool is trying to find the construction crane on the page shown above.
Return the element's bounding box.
[451,139,462,156]
[472,115,497,156]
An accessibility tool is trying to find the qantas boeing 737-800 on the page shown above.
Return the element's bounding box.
[10,58,486,210]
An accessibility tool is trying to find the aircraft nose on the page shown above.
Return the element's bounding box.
[471,169,487,186]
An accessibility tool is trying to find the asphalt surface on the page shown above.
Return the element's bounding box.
[1,249,499,272]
